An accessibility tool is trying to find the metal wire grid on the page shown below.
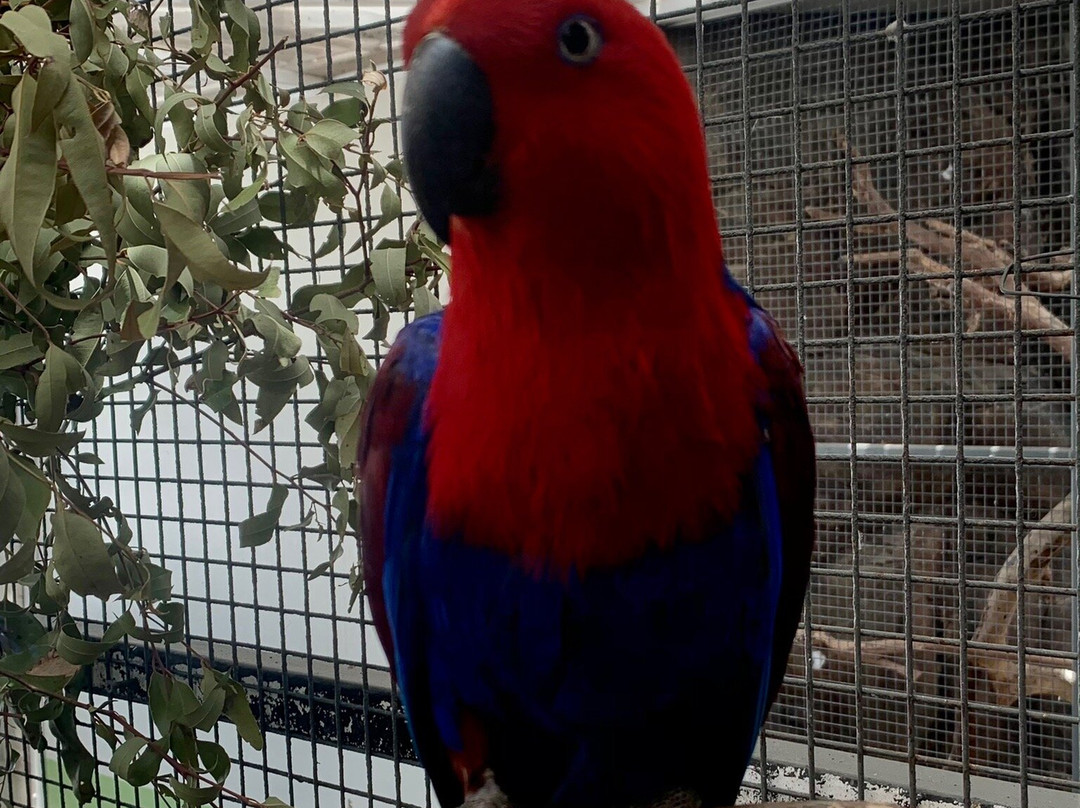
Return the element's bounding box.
[2,2,1077,808]
[5,3,425,808]
[668,0,1078,803]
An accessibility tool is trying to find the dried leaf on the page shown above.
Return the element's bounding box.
[26,652,80,680]
[88,89,130,167]
[361,69,388,93]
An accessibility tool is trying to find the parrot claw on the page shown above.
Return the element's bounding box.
[459,770,511,808]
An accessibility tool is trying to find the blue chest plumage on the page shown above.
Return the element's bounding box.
[371,299,789,808]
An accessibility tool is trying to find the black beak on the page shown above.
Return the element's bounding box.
[402,34,499,244]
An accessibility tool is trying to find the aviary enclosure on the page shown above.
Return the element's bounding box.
[0,1,1076,808]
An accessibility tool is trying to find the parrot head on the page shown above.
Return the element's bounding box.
[401,0,720,274]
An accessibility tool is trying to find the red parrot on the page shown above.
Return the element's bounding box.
[356,2,816,807]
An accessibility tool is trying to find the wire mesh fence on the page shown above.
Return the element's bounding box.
[1,2,1077,808]
[666,2,1077,803]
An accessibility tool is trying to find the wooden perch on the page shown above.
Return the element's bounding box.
[944,496,1076,760]
[793,630,1075,706]
[806,144,1007,286]
[792,498,1075,709]
[834,137,1013,288]
[853,249,1073,361]
[974,497,1072,649]
[1019,252,1074,294]
[809,137,1074,361]
[969,496,1074,706]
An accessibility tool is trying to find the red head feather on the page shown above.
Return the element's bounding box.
[406,0,765,573]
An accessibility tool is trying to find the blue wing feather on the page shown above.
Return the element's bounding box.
[728,271,817,712]
[358,279,814,808]
[357,313,463,804]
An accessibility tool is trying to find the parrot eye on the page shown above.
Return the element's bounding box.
[558,16,603,65]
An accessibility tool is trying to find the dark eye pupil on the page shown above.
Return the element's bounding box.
[562,21,592,56]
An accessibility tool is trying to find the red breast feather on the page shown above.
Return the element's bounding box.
[408,0,769,574]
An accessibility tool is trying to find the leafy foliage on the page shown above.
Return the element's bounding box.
[0,0,445,805]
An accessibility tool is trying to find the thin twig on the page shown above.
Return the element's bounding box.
[145,603,218,671]
[0,279,51,340]
[138,607,169,676]
[214,39,289,109]
[147,378,333,523]
[106,166,222,180]
[277,307,342,342]
[155,292,242,338]
[43,456,118,542]
[101,343,220,396]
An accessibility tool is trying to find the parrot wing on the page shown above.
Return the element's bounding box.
[735,278,817,712]
[356,312,464,807]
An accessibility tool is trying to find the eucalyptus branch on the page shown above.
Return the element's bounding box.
[0,3,434,804]
[0,671,267,808]
[144,604,219,673]
[275,306,343,343]
[104,336,238,395]
[136,606,169,676]
[68,330,106,347]
[214,38,289,109]
[45,457,119,543]
[147,378,335,525]
[190,291,243,322]
[0,279,51,341]
[353,82,384,268]
[57,453,108,507]
[54,454,142,567]
[107,167,222,180]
